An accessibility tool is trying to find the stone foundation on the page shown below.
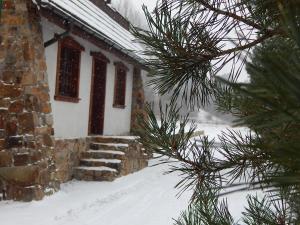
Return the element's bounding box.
[55,136,148,183]
[54,138,89,183]
[120,140,149,176]
[74,136,150,181]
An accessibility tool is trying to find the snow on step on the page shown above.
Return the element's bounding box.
[99,136,139,140]
[94,143,129,147]
[88,150,125,155]
[76,166,117,172]
[81,158,122,164]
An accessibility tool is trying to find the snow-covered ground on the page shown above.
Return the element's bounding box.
[0,159,192,225]
[0,124,255,225]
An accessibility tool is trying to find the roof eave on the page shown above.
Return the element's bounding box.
[38,1,148,70]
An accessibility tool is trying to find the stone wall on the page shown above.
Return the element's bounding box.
[0,0,58,201]
[55,138,89,183]
[130,67,147,133]
[55,137,148,182]
[121,140,149,176]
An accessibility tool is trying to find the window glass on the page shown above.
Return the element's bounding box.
[114,66,127,107]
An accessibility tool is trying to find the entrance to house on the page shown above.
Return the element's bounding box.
[89,57,107,135]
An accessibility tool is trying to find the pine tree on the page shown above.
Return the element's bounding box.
[132,0,300,223]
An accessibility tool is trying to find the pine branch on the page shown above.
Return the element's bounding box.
[213,30,282,58]
[175,186,236,225]
[133,1,300,223]
[242,189,299,225]
[132,0,290,107]
[194,0,263,30]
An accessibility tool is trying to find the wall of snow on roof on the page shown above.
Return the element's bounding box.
[41,0,144,55]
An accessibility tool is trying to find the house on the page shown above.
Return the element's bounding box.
[0,0,149,201]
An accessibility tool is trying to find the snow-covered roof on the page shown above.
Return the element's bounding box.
[39,0,145,65]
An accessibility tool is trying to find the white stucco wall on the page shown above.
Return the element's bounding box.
[41,18,133,138]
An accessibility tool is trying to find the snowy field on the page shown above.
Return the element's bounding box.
[0,124,255,225]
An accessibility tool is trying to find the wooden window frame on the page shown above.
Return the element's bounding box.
[113,61,129,109]
[54,36,85,103]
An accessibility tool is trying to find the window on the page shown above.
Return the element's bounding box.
[55,36,84,103]
[113,62,128,108]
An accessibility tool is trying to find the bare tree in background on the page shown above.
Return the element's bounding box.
[111,0,148,29]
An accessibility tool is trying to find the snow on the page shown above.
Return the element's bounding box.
[40,0,144,59]
[75,166,117,172]
[0,124,257,224]
[95,143,129,147]
[99,136,140,140]
[197,123,249,139]
[0,159,191,225]
[81,159,122,164]
[88,150,125,155]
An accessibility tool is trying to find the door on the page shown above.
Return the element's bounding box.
[89,58,107,135]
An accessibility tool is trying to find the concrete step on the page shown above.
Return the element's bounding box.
[74,166,118,181]
[74,136,147,182]
[80,158,122,170]
[83,150,126,160]
[91,136,140,144]
[90,142,129,151]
